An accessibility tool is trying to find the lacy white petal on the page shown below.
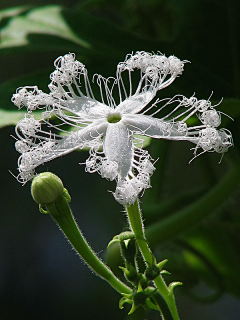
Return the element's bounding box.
[54,119,108,153]
[17,119,108,182]
[122,114,199,144]
[103,122,133,179]
[61,96,111,119]
[115,91,154,114]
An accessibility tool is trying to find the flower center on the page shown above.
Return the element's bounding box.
[107,112,122,123]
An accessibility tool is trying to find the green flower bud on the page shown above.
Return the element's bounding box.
[134,286,156,306]
[31,172,64,204]
[120,238,137,265]
[127,284,157,315]
[108,231,137,267]
[119,265,139,283]
[145,264,160,281]
[118,231,135,242]
[145,259,168,281]
[138,274,150,290]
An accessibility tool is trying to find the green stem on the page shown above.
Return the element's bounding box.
[126,200,180,320]
[46,194,131,295]
[151,292,174,320]
[145,163,240,245]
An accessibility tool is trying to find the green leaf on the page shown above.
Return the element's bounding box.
[0,5,90,50]
[60,9,159,71]
[145,297,160,311]
[0,109,42,128]
[0,6,29,21]
[145,164,240,245]
[168,281,182,294]
[143,187,205,224]
[184,223,240,298]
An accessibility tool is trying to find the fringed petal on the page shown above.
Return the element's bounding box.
[122,114,199,143]
[115,51,186,114]
[116,91,155,115]
[58,96,110,119]
[17,119,108,183]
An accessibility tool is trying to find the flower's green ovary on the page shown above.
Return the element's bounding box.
[107,112,122,123]
[46,195,131,295]
[126,200,180,320]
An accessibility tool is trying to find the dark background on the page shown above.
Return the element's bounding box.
[1,0,240,319]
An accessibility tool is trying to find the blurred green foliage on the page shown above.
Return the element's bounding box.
[1,0,240,319]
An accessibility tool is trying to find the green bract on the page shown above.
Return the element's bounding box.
[31,172,64,204]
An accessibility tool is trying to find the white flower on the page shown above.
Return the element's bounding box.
[12,52,233,205]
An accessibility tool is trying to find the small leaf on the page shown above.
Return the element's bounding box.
[145,297,160,311]
[128,302,138,315]
[123,238,131,248]
[119,296,132,309]
[160,270,171,275]
[39,204,48,215]
[0,5,90,50]
[0,6,29,22]
[157,259,168,270]
[168,281,183,294]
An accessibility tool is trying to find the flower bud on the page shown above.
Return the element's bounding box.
[145,259,168,281]
[31,172,64,204]
[145,264,160,281]
[119,265,139,283]
[120,237,137,267]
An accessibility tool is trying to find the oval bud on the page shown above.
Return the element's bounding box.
[120,265,139,283]
[31,172,64,204]
[145,264,160,281]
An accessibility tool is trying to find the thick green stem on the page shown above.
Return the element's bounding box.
[145,163,240,245]
[151,292,174,320]
[126,200,180,320]
[46,195,131,295]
